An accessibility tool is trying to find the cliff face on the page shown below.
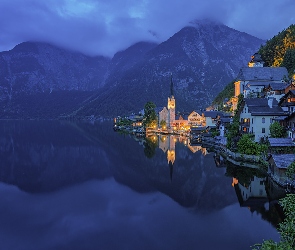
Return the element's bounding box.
[0,20,264,118]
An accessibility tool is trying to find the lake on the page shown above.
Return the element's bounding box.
[0,120,283,250]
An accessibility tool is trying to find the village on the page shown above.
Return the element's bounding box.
[114,53,295,192]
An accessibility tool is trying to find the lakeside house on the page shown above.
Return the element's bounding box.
[239,98,286,142]
[268,154,295,186]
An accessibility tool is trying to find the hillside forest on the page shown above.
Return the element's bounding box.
[213,24,295,109]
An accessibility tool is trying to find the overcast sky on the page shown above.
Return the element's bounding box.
[1,0,294,57]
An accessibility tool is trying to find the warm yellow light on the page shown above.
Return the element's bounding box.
[232,178,238,187]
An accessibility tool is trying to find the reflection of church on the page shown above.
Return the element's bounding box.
[158,135,176,165]
[158,135,175,181]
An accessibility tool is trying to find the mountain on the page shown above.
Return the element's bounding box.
[75,20,265,116]
[0,20,264,119]
[0,42,109,118]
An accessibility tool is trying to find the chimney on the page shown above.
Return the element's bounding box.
[268,97,273,108]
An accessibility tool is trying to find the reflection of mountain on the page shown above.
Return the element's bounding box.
[0,121,113,192]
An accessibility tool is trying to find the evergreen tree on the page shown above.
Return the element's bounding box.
[143,101,157,128]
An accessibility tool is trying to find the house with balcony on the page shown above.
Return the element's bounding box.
[187,111,206,127]
[278,90,295,114]
[239,98,286,142]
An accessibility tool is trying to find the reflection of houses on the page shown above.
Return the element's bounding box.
[187,143,207,155]
[268,154,295,185]
[234,176,268,212]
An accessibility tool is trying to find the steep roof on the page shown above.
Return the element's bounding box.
[245,98,285,116]
[270,154,295,169]
[268,138,295,147]
[268,82,287,90]
[236,67,288,81]
[278,90,295,105]
[203,111,223,118]
[247,81,270,86]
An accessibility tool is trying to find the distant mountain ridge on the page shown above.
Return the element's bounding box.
[0,20,264,118]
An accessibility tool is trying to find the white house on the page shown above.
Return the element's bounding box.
[239,98,286,142]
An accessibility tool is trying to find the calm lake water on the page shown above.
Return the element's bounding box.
[0,120,283,250]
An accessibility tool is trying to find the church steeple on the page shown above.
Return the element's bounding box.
[170,74,174,97]
[167,74,175,128]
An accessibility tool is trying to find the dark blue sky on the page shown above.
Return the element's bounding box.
[1,0,294,57]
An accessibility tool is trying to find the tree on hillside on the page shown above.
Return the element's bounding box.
[258,24,295,76]
[143,101,157,128]
[212,80,235,109]
[226,94,244,150]
[269,121,287,138]
[281,48,295,78]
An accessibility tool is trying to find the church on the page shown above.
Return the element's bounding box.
[158,76,176,129]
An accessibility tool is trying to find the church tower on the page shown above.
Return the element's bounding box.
[167,75,175,128]
[248,53,264,67]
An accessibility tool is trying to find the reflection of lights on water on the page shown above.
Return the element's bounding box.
[232,178,238,187]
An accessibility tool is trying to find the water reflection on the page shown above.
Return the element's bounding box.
[0,121,283,249]
[224,162,285,228]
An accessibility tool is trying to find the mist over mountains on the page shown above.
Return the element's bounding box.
[0,20,264,119]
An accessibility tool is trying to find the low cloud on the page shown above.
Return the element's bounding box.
[0,0,294,57]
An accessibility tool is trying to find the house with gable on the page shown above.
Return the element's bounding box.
[239,98,286,142]
[268,154,295,186]
[187,110,205,127]
[232,53,288,110]
[263,82,287,102]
